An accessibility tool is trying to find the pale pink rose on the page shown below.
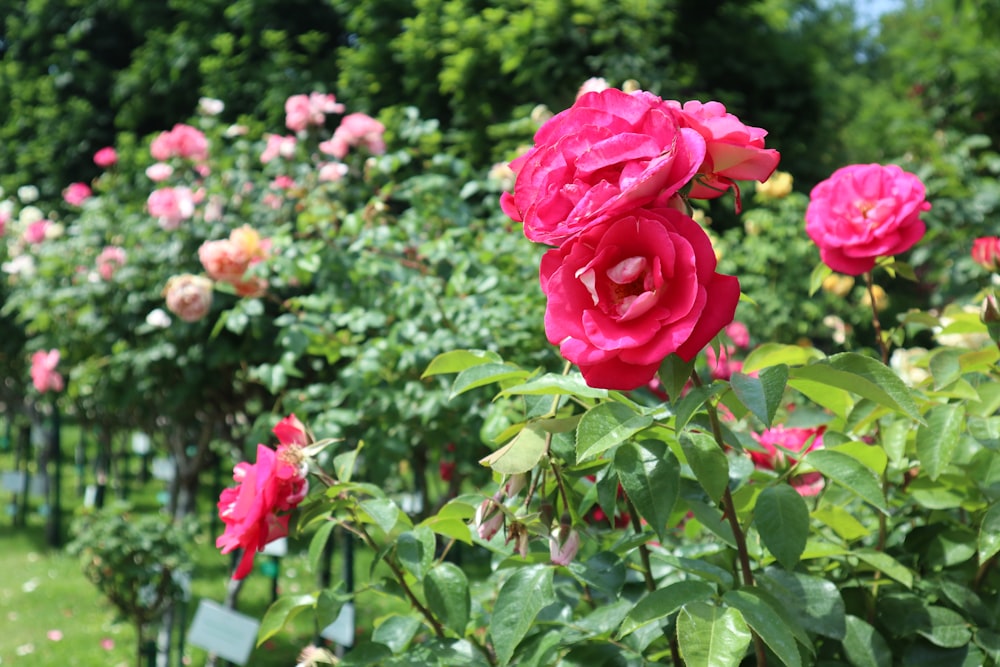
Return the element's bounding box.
[262,193,283,210]
[474,493,505,541]
[150,123,209,161]
[30,349,64,393]
[667,100,781,201]
[805,163,930,275]
[750,425,826,496]
[576,77,609,100]
[260,134,297,163]
[216,436,309,580]
[270,175,295,190]
[501,88,707,246]
[46,630,63,642]
[549,527,580,566]
[317,162,348,182]
[540,207,739,390]
[147,187,196,230]
[96,246,126,281]
[163,274,214,322]
[284,95,313,132]
[93,147,118,168]
[323,113,386,159]
[145,162,174,182]
[309,92,345,115]
[100,638,115,651]
[23,220,51,244]
[62,182,92,206]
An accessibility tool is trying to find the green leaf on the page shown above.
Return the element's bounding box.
[424,562,470,637]
[804,449,888,514]
[808,262,834,296]
[258,593,317,645]
[723,589,803,667]
[576,402,653,463]
[614,440,679,542]
[498,373,610,399]
[676,601,752,667]
[975,628,1000,664]
[916,606,972,648]
[787,378,854,418]
[754,484,809,569]
[396,525,435,580]
[422,349,502,378]
[830,440,888,476]
[756,570,846,640]
[674,383,724,431]
[658,353,696,401]
[812,505,871,542]
[881,419,910,466]
[929,348,963,390]
[480,423,548,475]
[916,403,965,481]
[308,519,336,576]
[680,431,730,503]
[730,365,788,427]
[854,549,913,588]
[334,442,363,483]
[743,343,824,374]
[791,353,921,421]
[359,498,409,534]
[569,551,626,597]
[489,565,555,666]
[978,502,1000,565]
[842,615,892,667]
[450,363,531,399]
[372,615,422,654]
[617,580,716,638]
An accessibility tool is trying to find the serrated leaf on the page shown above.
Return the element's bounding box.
[359,498,409,534]
[498,373,610,399]
[854,549,913,588]
[396,526,435,580]
[804,449,888,514]
[450,363,531,399]
[978,502,1000,565]
[754,484,809,570]
[258,593,317,645]
[723,589,803,667]
[680,431,730,503]
[743,343,824,374]
[812,506,871,542]
[881,419,909,466]
[422,349,502,378]
[676,601,752,667]
[372,615,422,654]
[787,378,854,418]
[842,615,892,667]
[757,570,846,640]
[791,353,921,421]
[576,402,653,462]
[730,365,788,427]
[308,519,336,576]
[674,383,724,431]
[614,440,679,542]
[929,348,962,390]
[916,403,965,481]
[425,562,470,637]
[617,580,715,638]
[489,565,555,665]
[480,423,548,475]
[658,353,696,401]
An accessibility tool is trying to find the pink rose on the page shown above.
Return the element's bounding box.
[93,147,117,168]
[805,163,930,275]
[667,100,781,201]
[62,182,92,206]
[30,349,64,393]
[705,344,743,381]
[317,162,348,182]
[145,163,174,182]
[270,175,295,190]
[216,437,308,579]
[750,425,825,496]
[500,88,707,246]
[260,134,297,163]
[540,207,740,390]
[322,113,386,159]
[725,321,750,349]
[163,274,214,322]
[147,187,196,230]
[284,93,345,132]
[273,414,308,446]
[972,237,1000,272]
[150,123,209,161]
[96,246,126,281]
[199,238,250,284]
[23,220,51,244]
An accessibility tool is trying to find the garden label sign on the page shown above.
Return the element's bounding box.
[187,599,259,665]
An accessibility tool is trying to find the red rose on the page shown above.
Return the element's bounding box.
[540,207,739,390]
[501,89,706,246]
[216,441,309,579]
[750,425,825,497]
[971,237,1000,272]
[805,163,930,275]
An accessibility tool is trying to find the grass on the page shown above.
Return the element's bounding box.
[0,420,406,666]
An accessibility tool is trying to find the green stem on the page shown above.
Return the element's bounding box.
[864,271,890,365]
[626,495,656,592]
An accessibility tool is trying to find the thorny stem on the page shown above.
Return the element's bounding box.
[689,371,766,666]
[864,271,890,365]
[626,495,657,592]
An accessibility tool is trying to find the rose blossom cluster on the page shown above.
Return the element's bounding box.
[198,225,270,297]
[285,92,345,133]
[750,425,826,496]
[806,163,930,275]
[149,123,209,162]
[501,86,779,389]
[217,415,310,579]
